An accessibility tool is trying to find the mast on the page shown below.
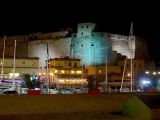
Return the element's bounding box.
[1,36,6,83]
[13,40,16,86]
[81,40,83,86]
[105,49,108,92]
[130,22,133,92]
[120,57,127,92]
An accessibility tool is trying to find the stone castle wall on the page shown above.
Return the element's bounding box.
[0,22,150,73]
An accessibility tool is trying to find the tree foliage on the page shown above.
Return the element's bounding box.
[87,75,97,89]
[23,74,41,89]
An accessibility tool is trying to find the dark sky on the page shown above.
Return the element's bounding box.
[0,1,160,63]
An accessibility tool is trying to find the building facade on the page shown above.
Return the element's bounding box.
[0,22,154,90]
[0,57,39,80]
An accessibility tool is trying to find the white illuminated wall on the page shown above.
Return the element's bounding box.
[28,38,71,72]
[109,34,135,59]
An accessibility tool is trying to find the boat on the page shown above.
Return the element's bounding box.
[3,86,16,94]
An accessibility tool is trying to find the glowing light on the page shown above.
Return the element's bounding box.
[153,72,156,75]
[50,72,53,76]
[9,73,19,77]
[55,70,57,73]
[71,71,74,74]
[77,71,81,74]
[143,80,150,84]
[61,70,64,73]
[39,73,41,75]
[145,71,149,74]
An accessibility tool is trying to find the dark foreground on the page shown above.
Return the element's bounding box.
[0,92,155,120]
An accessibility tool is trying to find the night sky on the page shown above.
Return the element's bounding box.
[0,2,159,65]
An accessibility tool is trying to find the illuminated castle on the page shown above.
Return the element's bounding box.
[0,22,150,73]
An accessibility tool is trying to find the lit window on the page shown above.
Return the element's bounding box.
[99,70,101,74]
[61,70,64,74]
[77,71,81,74]
[55,70,57,73]
[32,62,35,66]
[22,61,25,66]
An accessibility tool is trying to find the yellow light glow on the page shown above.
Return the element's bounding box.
[39,73,41,75]
[145,71,149,74]
[61,70,64,73]
[127,73,130,76]
[50,72,53,76]
[77,71,81,74]
[71,71,74,74]
[55,70,57,73]
[9,73,19,77]
[158,72,160,74]
[153,72,156,75]
[59,80,64,83]
[43,73,45,75]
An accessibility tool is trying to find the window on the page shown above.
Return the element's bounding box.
[22,61,25,66]
[32,62,35,66]
[99,70,101,74]
[69,62,71,67]
[81,32,83,35]
[74,63,77,68]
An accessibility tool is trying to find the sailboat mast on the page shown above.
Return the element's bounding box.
[13,40,16,86]
[120,58,127,92]
[105,49,108,92]
[130,22,133,92]
[1,36,6,83]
